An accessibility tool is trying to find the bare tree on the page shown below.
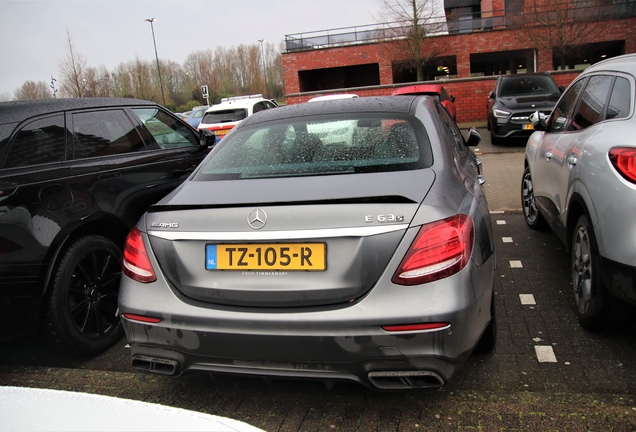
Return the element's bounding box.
[0,92,12,102]
[515,0,611,70]
[111,57,157,101]
[81,66,112,97]
[375,0,448,81]
[236,44,264,95]
[215,46,242,96]
[266,42,285,100]
[45,30,285,106]
[14,81,52,100]
[183,49,216,101]
[161,60,186,107]
[58,27,88,97]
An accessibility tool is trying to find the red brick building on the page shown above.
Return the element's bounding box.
[282,1,636,124]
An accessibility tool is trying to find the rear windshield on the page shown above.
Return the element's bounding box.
[193,114,433,180]
[201,109,248,124]
[499,75,560,97]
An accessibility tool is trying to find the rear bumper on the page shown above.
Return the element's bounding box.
[119,252,495,390]
[125,329,465,390]
[601,257,636,304]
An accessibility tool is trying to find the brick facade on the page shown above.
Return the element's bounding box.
[283,16,636,124]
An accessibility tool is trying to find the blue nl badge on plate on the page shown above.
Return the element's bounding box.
[205,245,217,270]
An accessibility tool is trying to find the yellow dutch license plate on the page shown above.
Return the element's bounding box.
[205,243,326,271]
[523,124,534,130]
[215,129,230,136]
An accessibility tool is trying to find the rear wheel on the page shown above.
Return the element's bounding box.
[521,166,546,229]
[571,215,631,330]
[43,235,123,356]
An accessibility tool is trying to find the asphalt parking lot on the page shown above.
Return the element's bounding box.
[1,129,636,431]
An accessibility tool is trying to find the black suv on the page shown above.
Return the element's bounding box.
[486,72,563,145]
[0,98,213,355]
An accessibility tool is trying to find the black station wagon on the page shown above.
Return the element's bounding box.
[0,98,213,355]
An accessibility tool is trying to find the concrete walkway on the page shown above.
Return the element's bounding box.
[480,151,525,211]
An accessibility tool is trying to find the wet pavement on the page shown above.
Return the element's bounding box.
[1,129,635,431]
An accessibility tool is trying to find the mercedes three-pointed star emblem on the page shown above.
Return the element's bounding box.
[247,209,267,230]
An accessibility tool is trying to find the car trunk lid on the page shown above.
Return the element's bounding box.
[145,170,434,308]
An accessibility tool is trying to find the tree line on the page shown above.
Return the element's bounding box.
[8,28,285,112]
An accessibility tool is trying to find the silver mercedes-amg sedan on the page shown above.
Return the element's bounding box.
[118,96,496,390]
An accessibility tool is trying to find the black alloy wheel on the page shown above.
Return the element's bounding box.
[571,214,631,330]
[521,166,546,229]
[571,214,608,329]
[44,235,124,356]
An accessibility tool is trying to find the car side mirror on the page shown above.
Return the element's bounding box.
[488,90,495,99]
[199,129,217,148]
[559,85,565,93]
[466,126,482,147]
[529,111,548,131]
[450,95,456,103]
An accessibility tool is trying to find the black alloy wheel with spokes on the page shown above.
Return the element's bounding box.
[571,214,603,328]
[571,214,631,330]
[521,166,546,229]
[44,235,124,356]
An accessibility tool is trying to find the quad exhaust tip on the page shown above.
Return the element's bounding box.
[131,355,445,390]
[132,355,180,376]
[368,370,444,390]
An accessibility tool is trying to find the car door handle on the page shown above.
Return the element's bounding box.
[567,155,578,168]
[0,186,16,197]
[0,182,17,197]
[544,151,553,160]
[98,172,121,180]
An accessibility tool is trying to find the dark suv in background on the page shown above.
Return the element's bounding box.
[0,98,213,355]
[487,72,563,145]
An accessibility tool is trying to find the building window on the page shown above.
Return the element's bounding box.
[392,56,458,83]
[552,40,625,70]
[470,49,536,76]
[298,64,380,92]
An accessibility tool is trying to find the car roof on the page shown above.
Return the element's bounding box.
[392,84,443,95]
[206,95,267,112]
[499,72,553,80]
[0,98,157,125]
[239,96,421,127]
[582,53,636,76]
[308,94,359,102]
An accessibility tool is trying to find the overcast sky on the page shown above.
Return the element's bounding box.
[0,0,381,97]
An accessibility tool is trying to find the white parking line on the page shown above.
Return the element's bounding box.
[519,294,536,305]
[490,210,505,214]
[496,220,506,225]
[502,237,513,243]
[535,345,557,363]
[510,260,523,268]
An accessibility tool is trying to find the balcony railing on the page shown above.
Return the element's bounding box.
[284,1,636,52]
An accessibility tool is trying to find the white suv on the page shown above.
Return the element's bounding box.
[198,94,277,141]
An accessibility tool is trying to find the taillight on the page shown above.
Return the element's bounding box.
[392,214,474,286]
[122,227,157,283]
[609,147,636,184]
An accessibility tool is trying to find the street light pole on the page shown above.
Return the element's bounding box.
[145,18,166,106]
[258,39,268,97]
